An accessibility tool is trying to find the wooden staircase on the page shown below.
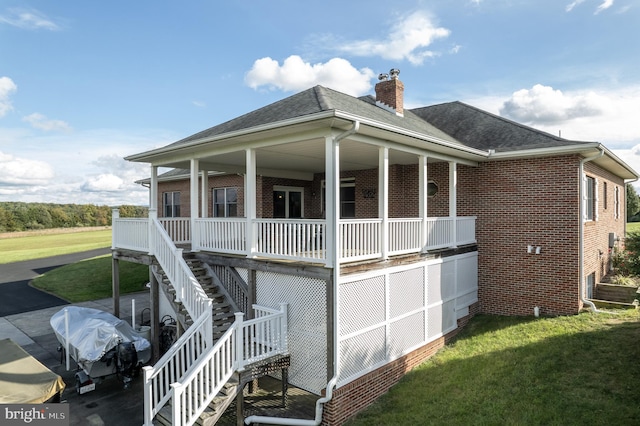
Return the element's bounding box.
[155,254,237,338]
[154,378,239,426]
[153,253,291,425]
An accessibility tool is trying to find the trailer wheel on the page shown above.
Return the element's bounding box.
[75,377,82,395]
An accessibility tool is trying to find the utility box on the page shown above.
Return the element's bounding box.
[609,232,617,248]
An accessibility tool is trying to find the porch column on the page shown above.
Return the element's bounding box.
[200,169,209,218]
[419,155,428,251]
[150,165,158,213]
[325,135,339,267]
[449,161,457,248]
[190,159,200,250]
[245,149,257,257]
[379,147,389,260]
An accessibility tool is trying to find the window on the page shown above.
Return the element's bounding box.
[163,191,180,217]
[213,188,238,217]
[615,186,620,219]
[427,180,439,197]
[585,176,595,221]
[321,178,356,219]
[603,182,608,210]
[273,186,304,218]
[585,272,595,299]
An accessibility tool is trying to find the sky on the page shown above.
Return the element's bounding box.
[1,0,639,206]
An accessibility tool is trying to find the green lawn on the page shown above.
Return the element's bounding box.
[1,227,148,302]
[0,228,112,264]
[346,310,640,425]
[31,254,149,302]
[627,222,640,233]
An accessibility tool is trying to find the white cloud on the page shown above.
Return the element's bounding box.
[22,113,72,132]
[0,128,176,205]
[245,55,375,96]
[0,151,54,186]
[335,11,450,65]
[500,84,608,124]
[566,0,615,14]
[566,0,586,12]
[495,84,640,148]
[595,0,614,14]
[0,8,60,31]
[0,76,17,117]
[81,174,124,192]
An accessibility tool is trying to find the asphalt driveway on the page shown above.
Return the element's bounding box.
[0,248,111,316]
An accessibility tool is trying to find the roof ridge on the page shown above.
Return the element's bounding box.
[448,101,577,143]
[313,85,332,111]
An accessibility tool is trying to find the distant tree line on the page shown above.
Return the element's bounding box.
[0,202,148,232]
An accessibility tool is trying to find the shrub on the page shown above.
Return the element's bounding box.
[613,232,640,276]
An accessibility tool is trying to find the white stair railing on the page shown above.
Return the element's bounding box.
[171,304,289,426]
[142,216,213,426]
[141,216,289,426]
[143,310,212,423]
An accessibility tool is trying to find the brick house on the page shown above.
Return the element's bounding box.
[113,71,638,425]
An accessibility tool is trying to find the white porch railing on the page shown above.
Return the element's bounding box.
[159,217,191,244]
[112,215,476,266]
[389,218,422,256]
[195,218,245,254]
[254,219,326,262]
[169,304,289,426]
[111,216,148,251]
[339,219,382,262]
[456,216,476,246]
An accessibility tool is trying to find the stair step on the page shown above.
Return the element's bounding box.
[212,313,235,323]
[205,292,226,301]
[155,404,173,426]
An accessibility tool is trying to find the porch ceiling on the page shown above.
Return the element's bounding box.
[163,139,432,180]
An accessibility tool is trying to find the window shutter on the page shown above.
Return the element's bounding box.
[582,174,587,221]
[594,178,599,221]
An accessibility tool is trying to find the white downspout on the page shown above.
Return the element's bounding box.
[579,148,604,312]
[244,121,360,426]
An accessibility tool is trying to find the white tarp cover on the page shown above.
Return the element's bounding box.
[0,338,65,403]
[50,306,150,363]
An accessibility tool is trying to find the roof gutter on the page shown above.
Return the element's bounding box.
[579,148,604,313]
[243,121,360,426]
[488,143,602,159]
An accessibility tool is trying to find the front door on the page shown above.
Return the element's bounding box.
[273,186,303,218]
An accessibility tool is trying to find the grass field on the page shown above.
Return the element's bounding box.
[346,310,640,425]
[1,227,148,302]
[0,227,111,264]
[31,255,149,302]
[627,222,640,233]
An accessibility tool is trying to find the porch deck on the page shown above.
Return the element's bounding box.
[112,214,476,266]
[217,376,318,425]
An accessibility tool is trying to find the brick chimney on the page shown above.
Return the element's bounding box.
[375,68,404,116]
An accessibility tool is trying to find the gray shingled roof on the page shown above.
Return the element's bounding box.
[166,85,461,148]
[410,101,590,152]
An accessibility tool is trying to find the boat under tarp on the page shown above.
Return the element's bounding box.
[0,338,65,403]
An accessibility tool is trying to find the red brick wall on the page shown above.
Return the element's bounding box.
[157,174,246,218]
[457,156,581,316]
[157,179,192,218]
[322,302,479,425]
[457,154,625,316]
[583,161,626,288]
